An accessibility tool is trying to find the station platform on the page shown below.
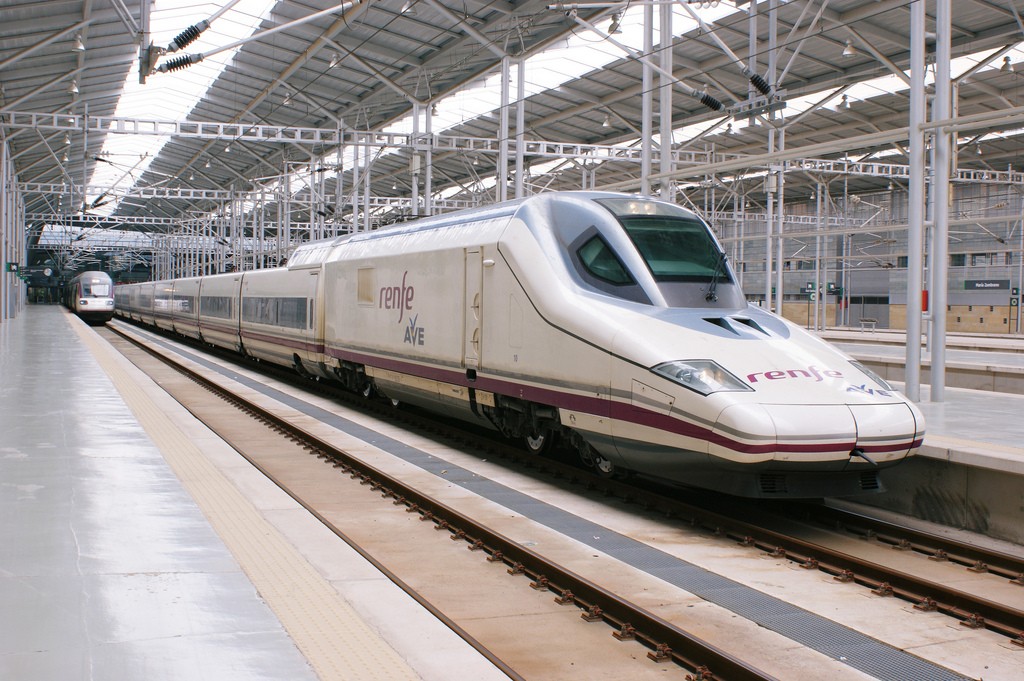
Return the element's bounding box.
[820,327,1024,393]
[815,327,1024,542]
[0,306,507,681]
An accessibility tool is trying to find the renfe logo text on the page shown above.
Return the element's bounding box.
[380,271,415,323]
[746,365,843,383]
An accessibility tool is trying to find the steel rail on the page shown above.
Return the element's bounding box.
[571,479,1024,644]
[786,502,1024,584]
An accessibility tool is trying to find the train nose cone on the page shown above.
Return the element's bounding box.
[710,403,776,464]
[848,403,921,463]
[711,404,858,464]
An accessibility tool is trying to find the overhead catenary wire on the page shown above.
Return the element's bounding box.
[155,1,362,74]
[676,0,771,97]
[566,9,723,112]
[165,0,245,52]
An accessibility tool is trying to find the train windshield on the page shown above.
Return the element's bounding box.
[596,198,729,283]
[82,281,110,297]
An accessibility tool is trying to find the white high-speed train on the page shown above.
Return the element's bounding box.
[64,270,115,324]
[116,191,923,497]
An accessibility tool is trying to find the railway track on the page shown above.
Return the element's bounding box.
[100,322,773,681]
[101,319,1024,679]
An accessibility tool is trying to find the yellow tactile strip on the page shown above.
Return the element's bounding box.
[67,314,420,681]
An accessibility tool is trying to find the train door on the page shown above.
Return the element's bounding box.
[464,248,483,371]
[304,267,323,366]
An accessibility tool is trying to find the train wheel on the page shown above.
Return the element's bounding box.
[360,382,375,399]
[592,452,616,478]
[523,429,553,455]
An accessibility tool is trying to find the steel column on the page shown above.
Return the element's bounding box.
[931,0,951,401]
[905,0,926,401]
[659,1,672,200]
[641,0,653,196]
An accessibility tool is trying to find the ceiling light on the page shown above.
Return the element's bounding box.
[842,39,858,59]
[1002,56,1013,73]
[205,159,211,168]
[63,133,71,146]
[976,143,983,155]
[602,114,611,127]
[61,151,68,162]
[841,94,850,109]
[224,143,231,152]
[67,79,79,95]
[72,34,85,52]
[189,171,195,180]
[726,123,736,135]
[282,93,292,106]
[329,53,340,69]
[430,103,438,116]
[400,0,416,15]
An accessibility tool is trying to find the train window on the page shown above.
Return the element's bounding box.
[278,297,307,329]
[622,217,726,282]
[242,296,307,329]
[173,295,195,313]
[357,268,375,305]
[596,197,727,282]
[201,296,234,319]
[82,281,110,297]
[577,236,634,285]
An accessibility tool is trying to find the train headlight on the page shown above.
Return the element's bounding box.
[79,299,88,305]
[652,360,752,396]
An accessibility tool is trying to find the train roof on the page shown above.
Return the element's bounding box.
[286,191,692,267]
[69,270,113,282]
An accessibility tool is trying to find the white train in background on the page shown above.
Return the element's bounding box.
[115,191,923,498]
[64,270,115,324]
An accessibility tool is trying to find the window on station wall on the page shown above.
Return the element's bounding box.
[971,253,991,266]
[950,253,966,267]
[897,256,908,268]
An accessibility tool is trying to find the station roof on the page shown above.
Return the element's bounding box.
[2,0,1023,255]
